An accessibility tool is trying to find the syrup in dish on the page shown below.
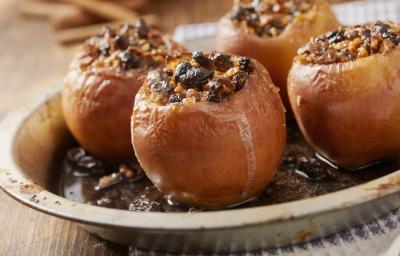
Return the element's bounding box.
[58,124,398,212]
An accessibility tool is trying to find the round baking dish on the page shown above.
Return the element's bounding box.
[0,85,400,254]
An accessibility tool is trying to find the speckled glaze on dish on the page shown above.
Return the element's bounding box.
[0,85,400,253]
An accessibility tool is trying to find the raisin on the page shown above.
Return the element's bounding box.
[294,157,329,182]
[208,78,235,102]
[113,35,128,50]
[282,155,296,167]
[391,33,400,44]
[230,6,255,20]
[232,71,249,90]
[374,21,390,36]
[168,93,184,103]
[211,53,233,72]
[326,29,345,44]
[207,93,221,102]
[245,13,259,28]
[207,82,223,102]
[180,67,214,90]
[271,20,285,30]
[255,27,266,37]
[238,57,254,72]
[136,18,149,39]
[192,51,212,68]
[120,51,140,70]
[174,62,192,83]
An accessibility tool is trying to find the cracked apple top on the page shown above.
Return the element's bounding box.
[296,21,400,65]
[71,19,178,72]
[143,51,255,105]
[230,0,316,37]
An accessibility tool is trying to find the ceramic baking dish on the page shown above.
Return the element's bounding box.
[0,85,400,254]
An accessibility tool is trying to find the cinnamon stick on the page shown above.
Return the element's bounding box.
[51,7,103,31]
[55,15,160,45]
[102,0,146,10]
[55,21,120,45]
[19,0,78,19]
[61,0,141,21]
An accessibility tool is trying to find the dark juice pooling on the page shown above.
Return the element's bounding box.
[58,125,399,212]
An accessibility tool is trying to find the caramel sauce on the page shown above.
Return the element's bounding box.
[58,124,398,212]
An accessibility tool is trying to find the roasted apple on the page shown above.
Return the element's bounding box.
[216,0,340,109]
[131,51,286,208]
[288,21,400,169]
[62,20,184,161]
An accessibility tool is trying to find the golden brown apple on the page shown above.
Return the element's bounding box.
[132,51,286,208]
[288,21,400,169]
[216,0,340,109]
[62,20,185,161]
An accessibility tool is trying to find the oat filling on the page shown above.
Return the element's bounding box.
[230,0,315,37]
[144,52,255,105]
[297,21,400,65]
[75,19,171,71]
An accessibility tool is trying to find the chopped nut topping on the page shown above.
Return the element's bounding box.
[230,0,315,37]
[75,19,175,71]
[95,164,138,191]
[296,21,400,64]
[144,52,255,105]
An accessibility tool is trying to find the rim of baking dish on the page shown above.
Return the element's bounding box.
[0,85,399,231]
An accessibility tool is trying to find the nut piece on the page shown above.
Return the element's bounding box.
[296,21,400,64]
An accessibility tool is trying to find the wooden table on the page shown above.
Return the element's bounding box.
[0,0,354,255]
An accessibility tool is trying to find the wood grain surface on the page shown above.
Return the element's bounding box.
[0,0,355,255]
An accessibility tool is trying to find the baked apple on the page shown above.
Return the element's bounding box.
[131,51,286,208]
[216,0,340,109]
[62,20,184,161]
[288,21,400,169]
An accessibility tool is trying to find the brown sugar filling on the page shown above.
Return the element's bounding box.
[230,0,315,37]
[297,21,400,65]
[144,52,255,105]
[74,19,174,71]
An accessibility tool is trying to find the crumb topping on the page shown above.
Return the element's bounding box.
[144,52,255,105]
[296,21,400,64]
[74,19,175,71]
[230,0,315,37]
